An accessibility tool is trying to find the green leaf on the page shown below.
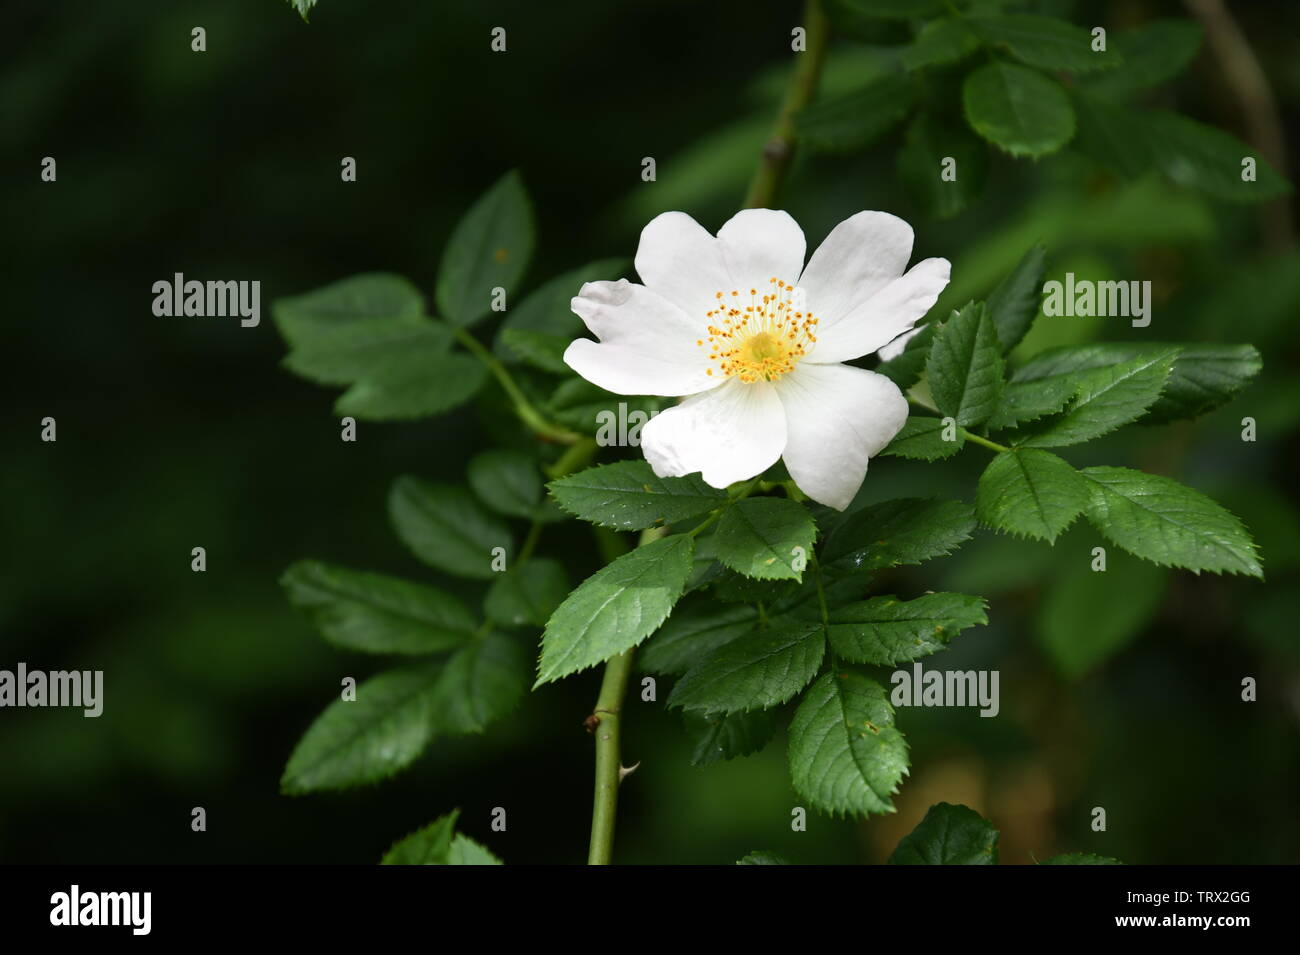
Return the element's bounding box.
[1012,343,1262,425]
[963,61,1075,158]
[822,498,977,572]
[988,377,1076,430]
[1038,554,1166,678]
[681,531,720,593]
[896,109,988,220]
[668,625,825,714]
[281,560,475,654]
[684,530,723,593]
[272,276,489,421]
[536,535,695,684]
[714,498,817,582]
[639,601,757,675]
[282,663,440,794]
[901,18,979,71]
[976,448,1089,542]
[787,671,908,817]
[711,571,799,606]
[429,633,526,734]
[382,816,502,865]
[1042,852,1123,865]
[685,527,725,589]
[435,170,535,327]
[468,450,543,519]
[880,415,964,460]
[274,273,424,349]
[1073,96,1291,201]
[1018,349,1177,448]
[874,323,934,389]
[287,0,317,22]
[927,302,1004,427]
[333,354,487,421]
[493,258,626,359]
[736,850,788,865]
[497,328,571,374]
[1145,344,1264,423]
[795,73,915,154]
[484,559,569,628]
[685,710,776,766]
[1079,466,1262,578]
[548,460,727,531]
[780,575,870,620]
[824,593,988,665]
[985,243,1046,354]
[1084,20,1202,99]
[969,15,1121,74]
[448,834,504,865]
[389,477,512,580]
[1070,92,1165,179]
[381,810,459,865]
[889,803,999,864]
[281,313,453,386]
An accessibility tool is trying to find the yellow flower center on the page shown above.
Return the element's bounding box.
[698,277,819,383]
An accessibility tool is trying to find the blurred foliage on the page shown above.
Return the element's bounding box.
[2,0,1298,863]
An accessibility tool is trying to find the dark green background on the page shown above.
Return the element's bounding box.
[3,0,1297,864]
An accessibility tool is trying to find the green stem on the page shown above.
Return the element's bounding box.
[518,520,543,564]
[453,326,582,445]
[961,430,1010,454]
[742,0,831,209]
[686,510,723,539]
[587,525,666,865]
[685,477,762,538]
[730,477,764,501]
[587,647,635,865]
[906,396,1011,454]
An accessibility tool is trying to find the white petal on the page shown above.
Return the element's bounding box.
[808,257,950,365]
[634,211,733,319]
[797,211,914,322]
[875,324,925,362]
[565,279,718,397]
[716,209,806,291]
[564,340,715,397]
[641,379,787,489]
[570,279,709,352]
[775,364,908,510]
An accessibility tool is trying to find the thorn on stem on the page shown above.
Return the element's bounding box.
[618,761,641,784]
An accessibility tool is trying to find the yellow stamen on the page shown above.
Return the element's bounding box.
[697,277,817,383]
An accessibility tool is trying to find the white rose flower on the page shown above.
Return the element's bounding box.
[564,209,951,510]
